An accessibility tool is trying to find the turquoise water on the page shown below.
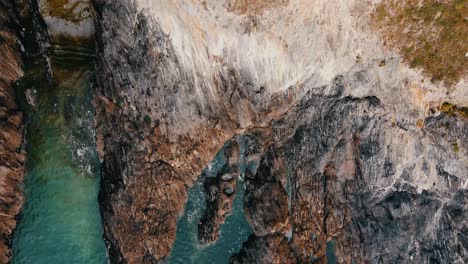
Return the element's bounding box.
[326,240,337,264]
[167,140,253,264]
[11,51,107,263]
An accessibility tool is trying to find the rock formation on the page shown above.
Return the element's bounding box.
[1,0,466,263]
[0,1,24,263]
[198,141,241,244]
[231,77,467,263]
[93,0,467,263]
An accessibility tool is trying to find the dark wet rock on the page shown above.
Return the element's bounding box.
[224,140,240,166]
[231,89,467,263]
[24,88,36,107]
[197,140,240,244]
[243,146,289,237]
[198,176,225,244]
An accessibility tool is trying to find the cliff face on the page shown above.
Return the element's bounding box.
[0,1,24,263]
[231,78,467,263]
[92,0,467,263]
[93,1,296,262]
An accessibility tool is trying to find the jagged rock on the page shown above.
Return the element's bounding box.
[0,2,25,263]
[91,0,467,263]
[197,140,241,244]
[230,234,296,264]
[2,0,467,263]
[230,88,467,263]
[241,144,290,238]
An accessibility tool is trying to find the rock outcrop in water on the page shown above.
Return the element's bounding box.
[92,0,467,263]
[0,2,24,263]
[198,141,241,244]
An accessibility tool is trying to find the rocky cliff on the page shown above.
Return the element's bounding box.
[0,1,24,263]
[231,77,467,263]
[92,0,467,263]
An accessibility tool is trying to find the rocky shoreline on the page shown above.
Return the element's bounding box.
[93,1,237,261]
[0,0,466,263]
[93,0,467,263]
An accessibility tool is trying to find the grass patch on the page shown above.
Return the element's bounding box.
[372,0,467,85]
[416,119,424,128]
[439,102,468,118]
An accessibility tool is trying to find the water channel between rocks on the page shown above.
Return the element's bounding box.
[11,44,107,263]
[167,139,254,264]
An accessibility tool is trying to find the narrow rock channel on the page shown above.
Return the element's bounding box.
[10,0,107,263]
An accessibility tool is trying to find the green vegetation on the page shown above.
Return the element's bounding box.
[373,0,467,85]
[440,102,468,118]
[144,114,152,125]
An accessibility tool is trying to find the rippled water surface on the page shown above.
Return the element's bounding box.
[167,142,254,264]
[11,53,107,263]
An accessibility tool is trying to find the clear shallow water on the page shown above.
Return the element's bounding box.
[167,140,254,264]
[11,54,107,263]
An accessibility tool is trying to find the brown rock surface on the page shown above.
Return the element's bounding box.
[0,2,24,263]
[93,2,301,262]
[93,1,467,263]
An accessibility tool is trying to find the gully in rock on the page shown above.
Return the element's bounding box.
[10,0,107,263]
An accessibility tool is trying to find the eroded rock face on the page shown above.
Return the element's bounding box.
[243,143,290,237]
[93,1,237,262]
[0,1,24,263]
[93,0,300,262]
[92,0,467,263]
[230,234,297,264]
[231,76,467,263]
